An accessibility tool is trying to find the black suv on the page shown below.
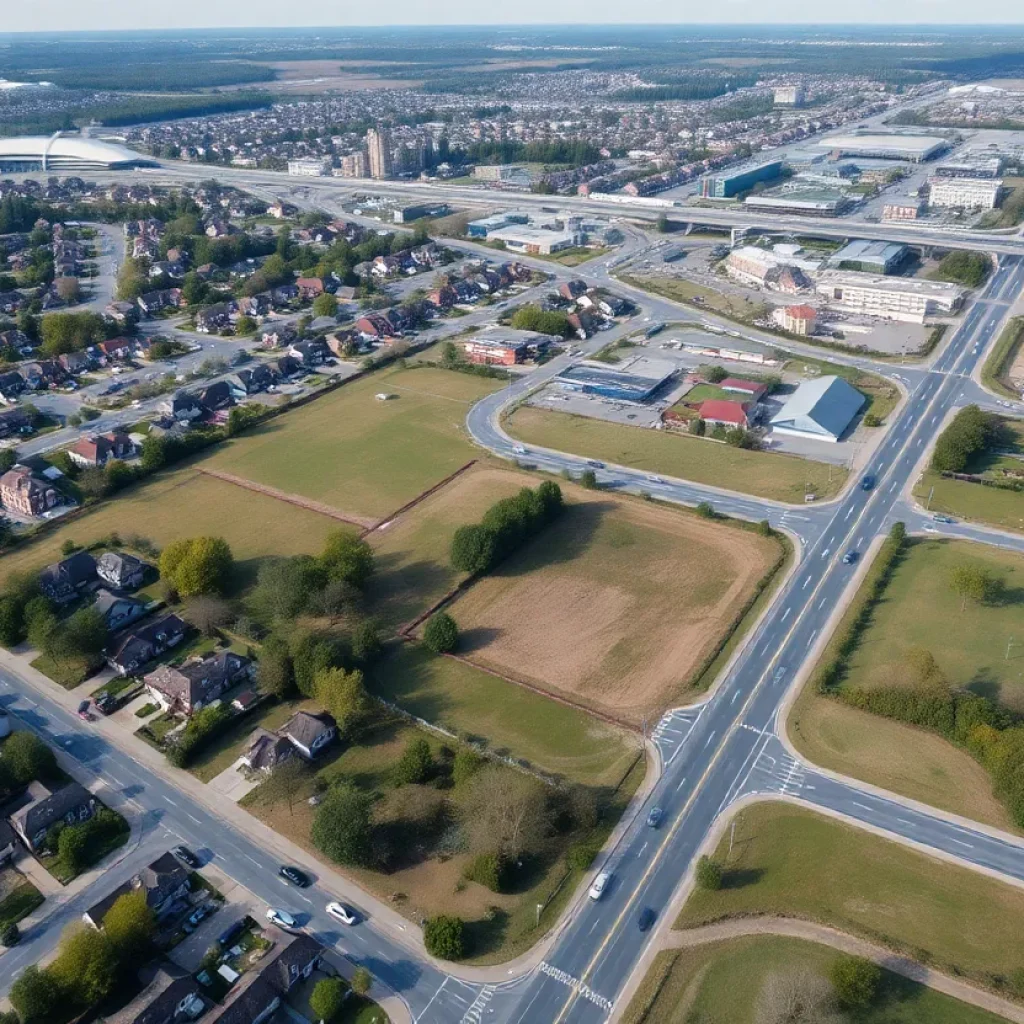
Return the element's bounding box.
[279,865,310,888]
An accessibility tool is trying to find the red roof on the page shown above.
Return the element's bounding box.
[720,378,767,396]
[698,399,749,426]
[785,304,817,320]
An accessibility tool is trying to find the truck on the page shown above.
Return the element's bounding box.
[645,323,665,339]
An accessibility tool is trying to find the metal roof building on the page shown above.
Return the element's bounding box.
[555,362,676,403]
[0,134,156,172]
[811,133,949,163]
[769,375,865,443]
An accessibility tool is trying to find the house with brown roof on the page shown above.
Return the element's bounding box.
[84,851,192,928]
[697,399,753,429]
[144,651,253,715]
[99,964,205,1024]
[295,277,325,301]
[0,467,61,517]
[108,614,188,677]
[68,432,134,468]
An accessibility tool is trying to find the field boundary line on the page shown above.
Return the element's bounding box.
[363,459,478,537]
[196,469,377,528]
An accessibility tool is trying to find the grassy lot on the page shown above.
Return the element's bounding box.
[676,383,738,406]
[446,487,782,723]
[915,470,1024,532]
[366,465,530,630]
[621,274,769,324]
[677,803,1024,991]
[781,356,900,423]
[204,365,505,520]
[981,316,1024,399]
[541,246,610,267]
[30,653,101,690]
[371,642,641,788]
[0,880,44,930]
[623,937,1009,1024]
[0,470,342,593]
[978,176,1024,229]
[506,406,845,502]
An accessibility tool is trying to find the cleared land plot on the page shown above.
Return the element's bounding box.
[445,488,780,722]
[677,803,1024,991]
[624,937,1007,1024]
[366,466,531,629]
[621,274,769,324]
[371,643,640,788]
[0,470,341,592]
[205,366,505,520]
[506,406,845,502]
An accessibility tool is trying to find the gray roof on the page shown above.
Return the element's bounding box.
[769,375,865,441]
[10,780,94,842]
[284,711,335,750]
[101,963,205,1024]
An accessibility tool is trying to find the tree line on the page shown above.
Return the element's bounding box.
[930,404,1005,475]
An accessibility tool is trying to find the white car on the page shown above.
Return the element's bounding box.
[589,871,611,901]
[266,908,299,932]
[326,901,358,925]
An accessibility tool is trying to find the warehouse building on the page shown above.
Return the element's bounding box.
[769,375,865,442]
[815,270,964,324]
[812,133,949,163]
[393,202,450,223]
[487,226,576,255]
[466,211,531,238]
[828,240,909,275]
[927,176,1003,210]
[554,361,676,403]
[700,160,784,199]
[743,185,851,217]
[725,245,822,289]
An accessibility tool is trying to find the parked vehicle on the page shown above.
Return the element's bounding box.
[218,919,248,947]
[326,902,358,925]
[77,700,92,721]
[173,845,201,869]
[266,908,299,932]
[279,866,310,888]
[589,872,611,901]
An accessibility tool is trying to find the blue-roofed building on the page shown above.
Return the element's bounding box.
[466,211,531,238]
[769,375,865,443]
[554,362,676,403]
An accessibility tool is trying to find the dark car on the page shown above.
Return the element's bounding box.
[94,692,117,715]
[76,700,92,721]
[646,807,664,829]
[173,845,201,869]
[638,907,656,932]
[860,475,875,491]
[218,918,248,948]
[842,550,859,565]
[586,460,605,469]
[279,865,310,888]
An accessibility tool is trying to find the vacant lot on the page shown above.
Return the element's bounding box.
[206,366,505,520]
[506,406,844,502]
[624,937,1006,1024]
[446,488,780,723]
[677,803,1024,990]
[366,466,530,629]
[371,643,640,788]
[915,470,1024,532]
[621,274,770,324]
[0,470,342,592]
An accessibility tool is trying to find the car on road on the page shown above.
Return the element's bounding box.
[326,901,358,925]
[860,475,875,491]
[266,908,299,932]
[646,807,664,829]
[76,700,92,721]
[173,845,201,869]
[649,475,665,484]
[586,460,605,469]
[842,550,858,565]
[933,514,955,524]
[637,908,656,932]
[512,444,527,455]
[589,872,611,901]
[279,866,310,888]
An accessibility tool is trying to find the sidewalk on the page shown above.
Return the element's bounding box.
[321,948,412,1024]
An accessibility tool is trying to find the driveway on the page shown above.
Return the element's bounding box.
[208,758,262,802]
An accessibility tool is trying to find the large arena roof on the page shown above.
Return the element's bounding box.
[811,133,948,162]
[0,135,156,172]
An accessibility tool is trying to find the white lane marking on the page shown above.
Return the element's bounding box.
[852,801,875,813]
[165,796,178,807]
[676,775,689,792]
[801,577,812,590]
[781,607,792,621]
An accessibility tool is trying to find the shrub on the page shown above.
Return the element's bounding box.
[423,612,459,654]
[311,783,375,867]
[830,956,881,1009]
[393,737,434,785]
[695,855,722,890]
[863,412,881,427]
[424,915,467,960]
[0,922,20,947]
[452,748,484,786]
[464,852,510,893]
[309,978,346,1022]
[350,966,373,996]
[566,841,600,872]
[579,468,598,489]
[695,502,715,519]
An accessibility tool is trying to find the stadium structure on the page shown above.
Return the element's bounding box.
[0,134,156,173]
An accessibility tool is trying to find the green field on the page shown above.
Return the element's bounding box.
[915,470,1024,533]
[506,406,845,502]
[0,470,342,592]
[624,937,1009,1024]
[677,803,1024,990]
[205,366,506,519]
[371,642,641,789]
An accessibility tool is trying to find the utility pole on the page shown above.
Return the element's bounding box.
[536,903,543,926]
[926,485,934,511]
[729,820,736,856]
[1007,637,1016,661]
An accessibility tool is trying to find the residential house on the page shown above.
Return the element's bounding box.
[21,360,65,390]
[0,292,24,315]
[107,614,188,676]
[84,851,192,928]
[68,432,134,468]
[370,256,400,279]
[105,300,138,323]
[95,338,135,363]
[0,409,32,439]
[93,589,148,631]
[597,294,631,318]
[720,378,768,402]
[0,328,31,354]
[195,304,233,334]
[427,284,457,309]
[324,332,360,359]
[295,277,325,301]
[237,294,269,320]
[567,309,601,339]
[204,219,233,238]
[697,399,753,429]
[137,290,182,317]
[227,364,276,397]
[241,729,295,773]
[38,550,98,604]
[269,284,299,309]
[275,355,301,378]
[288,339,328,367]
[559,279,588,302]
[144,651,253,714]
[0,466,60,516]
[161,391,205,422]
[0,821,17,864]
[283,711,336,760]
[98,964,205,1024]
[260,325,297,349]
[354,313,393,340]
[9,780,95,851]
[199,381,234,413]
[0,371,26,403]
[58,350,93,375]
[97,551,148,591]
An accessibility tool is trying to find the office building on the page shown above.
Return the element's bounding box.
[882,201,923,222]
[773,85,806,106]
[336,151,368,178]
[934,156,1002,179]
[700,160,784,199]
[286,158,329,177]
[815,270,964,324]
[487,226,576,255]
[366,128,393,180]
[927,176,1003,210]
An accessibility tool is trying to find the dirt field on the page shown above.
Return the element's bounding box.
[244,60,421,92]
[446,488,780,723]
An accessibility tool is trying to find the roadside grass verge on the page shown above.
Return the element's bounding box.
[0,881,44,930]
[676,802,1024,995]
[980,316,1024,400]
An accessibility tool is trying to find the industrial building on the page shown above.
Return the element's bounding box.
[815,270,964,324]
[554,361,676,403]
[927,176,1003,210]
[743,185,851,217]
[392,202,449,224]
[473,164,529,182]
[769,375,866,443]
[487,226,576,255]
[828,240,909,275]
[934,155,1002,179]
[725,245,822,289]
[812,133,949,163]
[0,135,155,172]
[287,158,329,177]
[700,160,784,199]
[773,85,806,106]
[882,201,923,222]
[466,211,531,238]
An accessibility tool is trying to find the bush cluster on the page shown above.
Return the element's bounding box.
[931,404,1002,474]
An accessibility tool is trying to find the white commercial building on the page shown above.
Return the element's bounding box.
[725,245,822,287]
[927,176,1003,210]
[811,133,948,162]
[487,226,576,255]
[287,158,329,177]
[773,85,806,106]
[0,134,154,172]
[769,375,865,443]
[815,270,964,324]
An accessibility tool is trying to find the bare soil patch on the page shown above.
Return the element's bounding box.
[447,489,779,723]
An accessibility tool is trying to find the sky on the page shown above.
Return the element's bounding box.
[4,1,1024,32]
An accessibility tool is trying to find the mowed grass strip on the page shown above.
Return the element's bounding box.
[506,406,844,502]
[677,803,1024,989]
[206,366,506,519]
[624,937,1009,1024]
[915,469,1024,533]
[0,470,343,592]
[371,643,640,789]
[446,487,781,723]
